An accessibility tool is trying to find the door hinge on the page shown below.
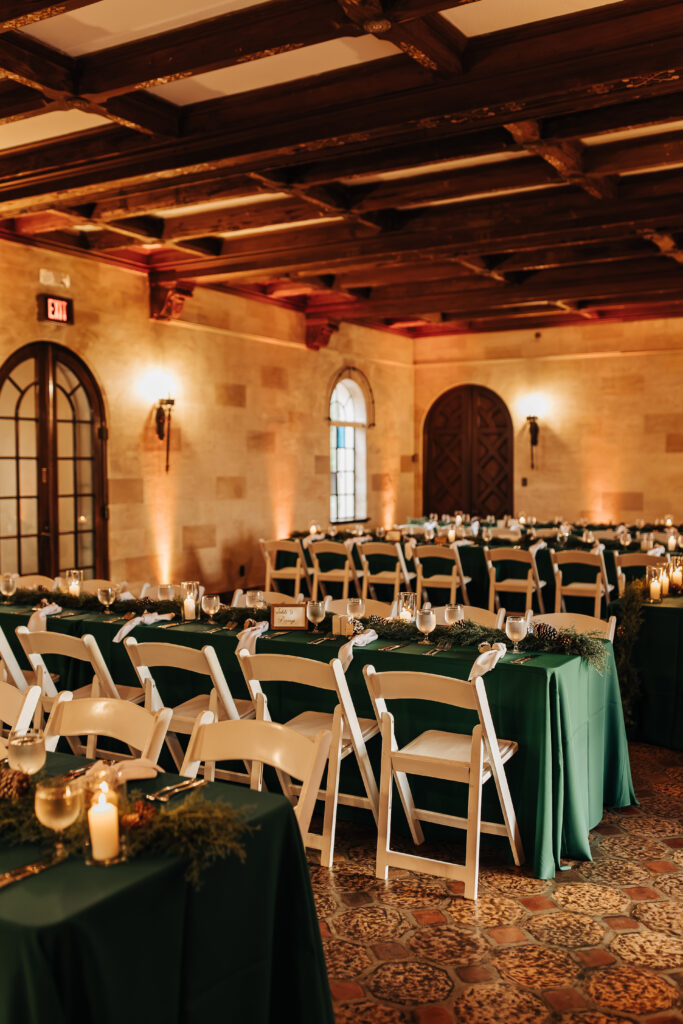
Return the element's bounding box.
[98,425,109,441]
[102,505,109,521]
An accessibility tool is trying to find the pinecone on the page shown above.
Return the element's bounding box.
[558,633,573,652]
[616,624,626,640]
[120,799,157,831]
[534,622,558,642]
[0,767,29,800]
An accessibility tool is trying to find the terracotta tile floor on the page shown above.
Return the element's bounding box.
[309,742,683,1023]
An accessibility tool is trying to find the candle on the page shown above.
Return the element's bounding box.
[88,792,120,862]
[68,580,80,597]
[183,595,196,621]
[650,578,661,601]
[673,568,683,588]
[447,528,456,543]
[661,572,670,596]
[665,516,673,527]
[454,515,463,527]
[668,534,677,551]
[399,609,412,622]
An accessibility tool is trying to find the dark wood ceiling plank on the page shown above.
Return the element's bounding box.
[0,31,73,95]
[160,197,331,240]
[380,14,466,73]
[0,80,60,123]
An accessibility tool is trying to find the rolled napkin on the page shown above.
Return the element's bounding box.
[114,758,163,782]
[468,641,507,681]
[339,628,378,671]
[27,602,62,632]
[648,545,666,556]
[113,612,174,643]
[236,619,270,655]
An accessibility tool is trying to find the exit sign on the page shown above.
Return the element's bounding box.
[37,294,73,324]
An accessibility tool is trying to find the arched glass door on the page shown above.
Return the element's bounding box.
[0,343,108,578]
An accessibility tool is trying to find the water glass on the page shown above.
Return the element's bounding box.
[444,604,461,627]
[97,586,116,614]
[7,728,45,775]
[201,594,220,623]
[306,600,325,633]
[505,615,527,653]
[347,597,365,621]
[0,573,17,603]
[157,584,173,602]
[416,605,436,645]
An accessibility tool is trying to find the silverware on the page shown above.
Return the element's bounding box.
[0,850,65,889]
[510,655,536,664]
[158,621,182,629]
[381,641,411,652]
[54,611,77,618]
[267,630,291,639]
[308,632,332,645]
[145,778,207,803]
[65,758,117,780]
[425,641,445,656]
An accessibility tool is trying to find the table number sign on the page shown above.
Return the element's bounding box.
[385,530,402,542]
[270,604,308,630]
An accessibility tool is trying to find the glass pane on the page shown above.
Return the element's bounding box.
[0,460,15,495]
[0,499,17,537]
[18,459,37,497]
[20,536,38,574]
[17,384,36,419]
[58,459,72,495]
[55,387,72,420]
[58,497,75,534]
[1,539,17,573]
[77,531,93,569]
[330,496,337,521]
[57,421,74,459]
[77,496,93,530]
[71,383,91,422]
[55,362,78,394]
[59,533,75,571]
[10,359,36,392]
[76,423,92,458]
[19,498,37,536]
[0,379,19,418]
[76,460,92,494]
[0,424,16,458]
[18,419,37,458]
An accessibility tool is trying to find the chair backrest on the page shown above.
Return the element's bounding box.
[614,553,667,569]
[44,692,171,761]
[532,612,616,643]
[80,578,119,595]
[433,604,505,629]
[309,541,353,568]
[180,701,331,835]
[551,550,602,568]
[0,625,30,692]
[16,626,119,700]
[0,682,40,732]
[485,547,533,567]
[358,542,401,563]
[262,539,304,561]
[17,574,54,589]
[414,545,458,565]
[124,638,242,719]
[324,597,395,618]
[231,590,303,608]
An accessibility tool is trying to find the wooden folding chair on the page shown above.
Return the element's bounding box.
[433,605,506,630]
[261,538,312,596]
[309,541,360,601]
[614,553,667,596]
[551,549,613,616]
[358,542,414,601]
[531,612,616,642]
[485,546,546,614]
[364,664,524,899]
[414,544,471,606]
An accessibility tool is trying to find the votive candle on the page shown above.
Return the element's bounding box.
[650,578,661,601]
[88,792,119,862]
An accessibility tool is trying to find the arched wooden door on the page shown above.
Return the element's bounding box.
[422,385,513,517]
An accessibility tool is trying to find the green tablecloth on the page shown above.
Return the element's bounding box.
[0,607,635,879]
[609,594,683,750]
[0,751,333,1024]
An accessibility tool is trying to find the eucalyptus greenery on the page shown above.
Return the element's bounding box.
[612,579,646,729]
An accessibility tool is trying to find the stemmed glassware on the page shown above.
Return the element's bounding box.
[505,614,527,654]
[416,604,436,645]
[97,586,116,615]
[347,597,365,622]
[34,776,83,861]
[201,593,220,624]
[7,728,45,775]
[444,604,460,627]
[306,600,325,633]
[0,573,17,604]
[246,590,267,611]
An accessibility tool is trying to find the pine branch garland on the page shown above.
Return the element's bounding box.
[612,579,646,729]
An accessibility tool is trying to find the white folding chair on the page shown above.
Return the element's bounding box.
[44,692,171,763]
[433,605,505,630]
[124,637,254,778]
[551,549,613,616]
[324,596,396,618]
[17,575,55,589]
[309,541,360,601]
[231,589,303,608]
[358,542,414,601]
[181,693,331,843]
[80,578,122,595]
[261,538,312,596]
[16,626,144,756]
[531,612,616,643]
[485,545,546,614]
[364,664,523,899]
[414,545,471,606]
[0,682,41,736]
[614,553,668,596]
[239,650,379,866]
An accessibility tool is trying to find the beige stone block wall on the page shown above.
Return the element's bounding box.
[414,320,683,522]
[0,239,415,590]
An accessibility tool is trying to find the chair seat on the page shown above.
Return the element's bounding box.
[422,574,472,586]
[366,571,401,583]
[494,578,545,590]
[286,711,378,755]
[560,581,612,594]
[171,694,254,731]
[41,682,144,709]
[316,570,362,580]
[401,729,517,768]
[271,566,312,577]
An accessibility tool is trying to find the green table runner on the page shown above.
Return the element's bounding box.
[0,751,333,1024]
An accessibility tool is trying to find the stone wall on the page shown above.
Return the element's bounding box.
[0,238,416,589]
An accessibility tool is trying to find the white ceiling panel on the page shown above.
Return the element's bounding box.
[0,110,111,151]
[443,0,622,36]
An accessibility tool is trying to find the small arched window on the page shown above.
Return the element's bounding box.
[329,378,367,523]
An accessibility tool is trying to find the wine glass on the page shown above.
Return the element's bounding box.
[416,605,436,645]
[34,776,83,860]
[306,600,325,633]
[254,591,268,611]
[347,597,365,622]
[505,614,527,654]
[444,604,461,627]
[245,590,258,609]
[0,572,17,604]
[7,728,45,775]
[201,593,220,624]
[97,586,116,615]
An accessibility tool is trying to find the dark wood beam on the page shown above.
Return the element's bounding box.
[0,32,73,96]
[504,119,616,200]
[337,2,466,72]
[0,0,99,31]
[247,171,384,232]
[0,80,61,124]
[160,197,332,240]
[638,227,683,264]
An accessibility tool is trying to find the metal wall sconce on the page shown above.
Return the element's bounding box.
[526,415,540,469]
[155,397,175,472]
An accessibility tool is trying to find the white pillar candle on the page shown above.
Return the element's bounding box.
[68,580,80,597]
[183,595,196,621]
[673,568,683,588]
[447,528,456,543]
[661,573,670,596]
[650,578,661,601]
[88,793,120,862]
[668,534,677,551]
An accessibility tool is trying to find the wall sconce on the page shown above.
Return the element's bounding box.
[526,415,540,469]
[155,397,175,472]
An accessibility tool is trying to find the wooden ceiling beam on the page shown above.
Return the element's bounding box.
[504,118,617,200]
[247,170,384,232]
[0,0,99,31]
[638,227,683,264]
[0,32,73,96]
[337,2,466,72]
[160,197,333,240]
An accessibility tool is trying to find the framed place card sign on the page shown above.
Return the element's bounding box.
[385,530,402,542]
[270,603,308,630]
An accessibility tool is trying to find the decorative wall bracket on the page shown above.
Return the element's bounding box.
[305,317,339,351]
[149,281,194,321]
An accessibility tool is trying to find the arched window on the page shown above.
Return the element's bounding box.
[0,342,108,578]
[329,377,367,523]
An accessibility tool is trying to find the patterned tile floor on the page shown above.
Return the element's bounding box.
[309,742,683,1024]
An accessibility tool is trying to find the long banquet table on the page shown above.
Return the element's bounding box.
[0,605,636,880]
[0,750,333,1024]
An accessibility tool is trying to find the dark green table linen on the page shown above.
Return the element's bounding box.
[0,751,333,1024]
[0,608,635,880]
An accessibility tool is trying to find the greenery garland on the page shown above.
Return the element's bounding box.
[612,579,645,729]
[0,772,249,888]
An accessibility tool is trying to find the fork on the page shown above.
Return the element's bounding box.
[145,778,207,802]
[425,640,446,656]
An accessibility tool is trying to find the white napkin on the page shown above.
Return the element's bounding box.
[339,628,378,670]
[27,602,62,632]
[118,590,136,601]
[468,641,507,680]
[114,758,163,782]
[113,612,174,643]
[648,545,666,556]
[236,620,270,655]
